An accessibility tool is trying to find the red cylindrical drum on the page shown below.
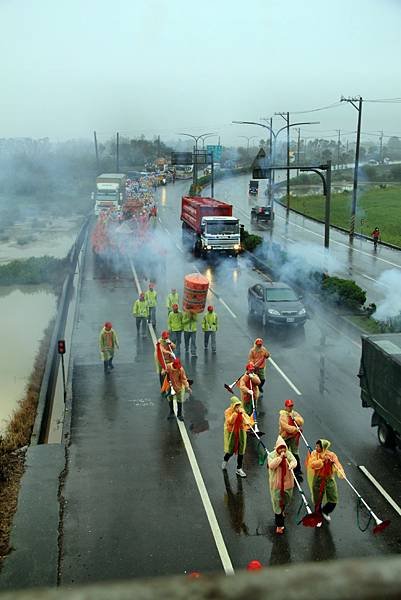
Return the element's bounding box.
[183,273,209,313]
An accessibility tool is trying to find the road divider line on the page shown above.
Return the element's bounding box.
[218,297,237,319]
[268,358,302,396]
[129,257,235,576]
[175,243,184,253]
[359,465,401,517]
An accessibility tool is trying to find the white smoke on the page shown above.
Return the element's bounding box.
[374,269,401,320]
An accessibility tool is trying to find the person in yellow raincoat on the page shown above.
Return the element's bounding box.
[268,436,297,534]
[99,321,119,374]
[307,438,345,525]
[222,396,252,478]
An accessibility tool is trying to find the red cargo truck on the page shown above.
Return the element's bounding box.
[181,196,241,257]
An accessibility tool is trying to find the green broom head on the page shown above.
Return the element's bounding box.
[258,442,267,465]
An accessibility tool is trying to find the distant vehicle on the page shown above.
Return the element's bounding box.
[93,173,126,215]
[368,159,379,165]
[251,205,274,225]
[383,157,391,164]
[359,334,401,448]
[248,282,307,327]
[249,180,259,195]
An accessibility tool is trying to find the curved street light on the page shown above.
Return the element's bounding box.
[177,132,217,185]
[233,119,319,213]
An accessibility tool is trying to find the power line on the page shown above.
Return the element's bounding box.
[365,97,401,103]
[290,101,344,115]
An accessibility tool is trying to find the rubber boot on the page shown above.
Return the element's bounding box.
[177,402,184,422]
[108,358,114,370]
[167,400,175,420]
[103,361,110,374]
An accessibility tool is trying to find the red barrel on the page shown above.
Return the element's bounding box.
[183,273,209,313]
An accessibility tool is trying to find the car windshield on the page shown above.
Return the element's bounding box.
[265,288,298,302]
[206,222,239,235]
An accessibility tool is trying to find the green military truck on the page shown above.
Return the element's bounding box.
[359,334,401,448]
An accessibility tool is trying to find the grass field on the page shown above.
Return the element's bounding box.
[288,186,401,246]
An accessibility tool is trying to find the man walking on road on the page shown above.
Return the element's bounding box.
[166,358,191,421]
[155,330,176,387]
[166,287,179,314]
[132,292,149,337]
[268,436,297,534]
[99,321,119,374]
[202,305,218,354]
[279,399,304,480]
[168,304,183,356]
[307,439,345,525]
[183,310,198,357]
[238,363,261,418]
[145,282,157,327]
[248,338,270,393]
[222,396,251,478]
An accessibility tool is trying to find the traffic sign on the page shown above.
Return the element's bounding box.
[206,145,223,162]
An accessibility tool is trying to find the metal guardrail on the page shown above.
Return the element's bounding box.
[275,198,401,251]
[30,216,90,445]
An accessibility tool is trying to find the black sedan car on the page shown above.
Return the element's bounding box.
[248,282,308,327]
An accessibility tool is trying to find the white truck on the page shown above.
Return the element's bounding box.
[93,173,127,215]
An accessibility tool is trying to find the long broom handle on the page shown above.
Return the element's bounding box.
[342,476,381,522]
[248,424,313,515]
[291,418,313,452]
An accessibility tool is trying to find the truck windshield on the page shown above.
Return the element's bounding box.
[206,222,239,235]
[97,192,118,199]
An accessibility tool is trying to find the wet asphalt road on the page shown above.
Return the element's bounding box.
[59,178,401,585]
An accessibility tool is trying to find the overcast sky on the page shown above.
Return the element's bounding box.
[0,0,400,145]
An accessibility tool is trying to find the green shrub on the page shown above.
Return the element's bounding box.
[321,275,366,309]
[0,256,68,285]
[241,228,262,252]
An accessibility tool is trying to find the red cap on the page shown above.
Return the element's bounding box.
[161,330,169,340]
[207,305,213,312]
[172,303,179,310]
[188,571,201,579]
[255,338,263,346]
[104,322,112,331]
[246,560,263,571]
[246,363,255,372]
[285,399,294,408]
[173,358,181,369]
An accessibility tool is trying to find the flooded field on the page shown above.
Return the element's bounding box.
[0,285,57,431]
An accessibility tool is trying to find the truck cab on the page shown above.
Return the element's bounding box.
[198,216,240,257]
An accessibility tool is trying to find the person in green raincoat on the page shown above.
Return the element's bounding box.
[222,396,251,478]
[99,322,119,374]
[307,439,345,525]
[268,435,297,534]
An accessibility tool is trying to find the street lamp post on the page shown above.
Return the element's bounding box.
[238,135,258,157]
[233,119,319,215]
[178,132,217,188]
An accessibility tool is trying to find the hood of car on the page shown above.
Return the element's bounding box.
[266,299,304,314]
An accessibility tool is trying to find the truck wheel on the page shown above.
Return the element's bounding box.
[377,422,396,448]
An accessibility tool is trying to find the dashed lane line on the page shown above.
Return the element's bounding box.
[268,358,302,396]
[359,466,401,518]
[129,257,235,576]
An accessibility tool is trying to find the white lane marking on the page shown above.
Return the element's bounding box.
[175,243,184,253]
[359,465,401,517]
[219,297,237,319]
[268,358,302,396]
[177,420,235,575]
[129,258,235,575]
[317,315,361,349]
[361,273,377,282]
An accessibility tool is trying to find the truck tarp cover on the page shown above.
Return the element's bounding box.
[360,334,401,434]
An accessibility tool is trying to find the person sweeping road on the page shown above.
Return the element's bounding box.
[268,436,297,534]
[279,399,304,480]
[248,338,270,393]
[222,396,252,478]
[307,439,345,525]
[155,331,176,388]
[238,363,261,418]
[99,322,119,374]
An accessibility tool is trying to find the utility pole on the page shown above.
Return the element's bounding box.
[379,130,384,163]
[93,130,99,173]
[157,135,160,159]
[336,129,341,169]
[116,132,120,173]
[341,96,363,242]
[275,111,291,216]
[296,128,301,177]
